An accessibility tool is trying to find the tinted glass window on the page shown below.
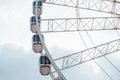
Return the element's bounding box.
[45,57,50,64]
[31,16,36,22]
[33,1,42,6]
[31,16,40,23]
[38,1,42,6]
[40,56,50,64]
[40,56,46,64]
[33,1,36,6]
[33,35,40,42]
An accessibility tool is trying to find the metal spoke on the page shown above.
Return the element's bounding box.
[41,17,120,33]
[44,0,120,15]
[54,39,120,70]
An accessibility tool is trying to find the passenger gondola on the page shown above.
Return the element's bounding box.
[33,1,42,16]
[32,34,44,53]
[39,55,51,75]
[30,16,40,33]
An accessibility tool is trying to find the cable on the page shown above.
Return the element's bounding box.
[35,0,66,80]
[104,56,120,73]
[94,60,113,80]
[116,30,120,36]
[75,1,114,80]
[82,10,120,75]
[77,31,113,80]
[77,0,120,75]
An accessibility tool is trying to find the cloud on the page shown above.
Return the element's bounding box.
[0,44,120,80]
[0,44,50,80]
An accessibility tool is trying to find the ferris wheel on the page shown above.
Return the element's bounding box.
[30,0,120,80]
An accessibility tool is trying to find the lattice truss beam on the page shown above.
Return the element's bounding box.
[41,17,120,33]
[44,0,120,15]
[53,38,120,71]
[103,0,120,3]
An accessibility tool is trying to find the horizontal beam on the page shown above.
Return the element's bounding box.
[53,38,120,71]
[41,17,120,33]
[103,0,120,3]
[44,0,120,15]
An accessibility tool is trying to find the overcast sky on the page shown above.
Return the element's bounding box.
[0,0,120,80]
